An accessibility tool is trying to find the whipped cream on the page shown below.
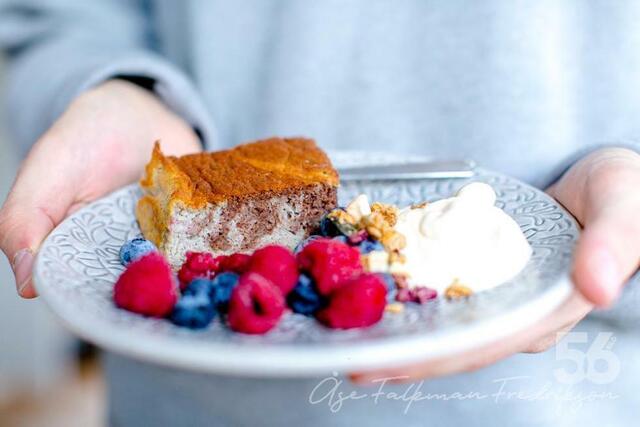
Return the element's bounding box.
[393,182,531,292]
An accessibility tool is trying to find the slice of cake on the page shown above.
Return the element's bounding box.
[136,137,339,268]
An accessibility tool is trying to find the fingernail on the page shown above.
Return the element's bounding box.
[593,249,620,301]
[12,249,34,295]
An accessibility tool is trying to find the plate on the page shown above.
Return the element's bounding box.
[33,152,579,377]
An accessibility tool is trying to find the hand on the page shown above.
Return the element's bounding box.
[0,79,202,298]
[351,147,640,384]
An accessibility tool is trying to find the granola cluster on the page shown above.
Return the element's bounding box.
[318,195,474,310]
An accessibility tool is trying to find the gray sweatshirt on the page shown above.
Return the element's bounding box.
[0,1,638,426]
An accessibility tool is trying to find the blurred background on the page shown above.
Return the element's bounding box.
[0,55,104,427]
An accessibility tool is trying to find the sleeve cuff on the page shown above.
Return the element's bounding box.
[50,50,218,149]
[542,141,640,188]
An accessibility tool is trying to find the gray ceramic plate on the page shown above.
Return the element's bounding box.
[33,152,579,377]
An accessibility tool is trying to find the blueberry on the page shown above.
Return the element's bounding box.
[294,235,322,254]
[377,273,397,303]
[287,273,325,315]
[184,278,215,297]
[320,210,358,237]
[319,214,340,237]
[332,235,349,244]
[170,292,217,329]
[211,272,240,312]
[119,238,157,266]
[358,239,385,254]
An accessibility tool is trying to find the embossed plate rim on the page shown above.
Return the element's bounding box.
[33,153,578,377]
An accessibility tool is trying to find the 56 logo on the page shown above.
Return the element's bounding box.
[553,332,620,385]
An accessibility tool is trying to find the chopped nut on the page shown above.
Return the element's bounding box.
[381,231,406,252]
[388,250,406,264]
[346,194,371,223]
[328,208,356,226]
[361,250,389,272]
[444,282,473,299]
[371,202,399,226]
[360,211,394,241]
[389,261,410,276]
[411,201,428,209]
[392,273,410,289]
[385,303,404,314]
[366,225,383,240]
[360,211,385,229]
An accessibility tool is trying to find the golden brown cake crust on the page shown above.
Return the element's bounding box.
[141,137,339,208]
[137,137,339,251]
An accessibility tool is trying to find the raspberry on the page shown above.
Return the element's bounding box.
[170,292,217,329]
[177,251,220,289]
[211,272,240,312]
[218,253,251,274]
[296,238,363,296]
[316,273,387,329]
[227,272,285,334]
[294,235,322,254]
[119,237,157,266]
[113,253,178,317]
[186,251,219,271]
[248,245,299,294]
[287,273,325,315]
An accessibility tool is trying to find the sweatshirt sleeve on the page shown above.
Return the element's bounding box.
[0,0,217,152]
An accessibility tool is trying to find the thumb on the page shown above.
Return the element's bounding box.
[567,149,640,307]
[573,200,640,307]
[0,147,76,298]
[0,203,58,298]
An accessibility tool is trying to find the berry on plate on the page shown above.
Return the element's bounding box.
[413,286,438,303]
[227,272,285,334]
[332,235,349,245]
[294,235,322,254]
[396,288,414,303]
[358,239,385,254]
[287,273,324,315]
[248,245,299,294]
[296,238,363,296]
[396,286,437,304]
[316,273,387,329]
[184,278,215,297]
[319,208,357,237]
[113,252,178,317]
[119,237,157,266]
[211,272,240,311]
[218,253,252,274]
[347,230,368,245]
[170,292,217,329]
[376,273,398,303]
[177,251,220,290]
